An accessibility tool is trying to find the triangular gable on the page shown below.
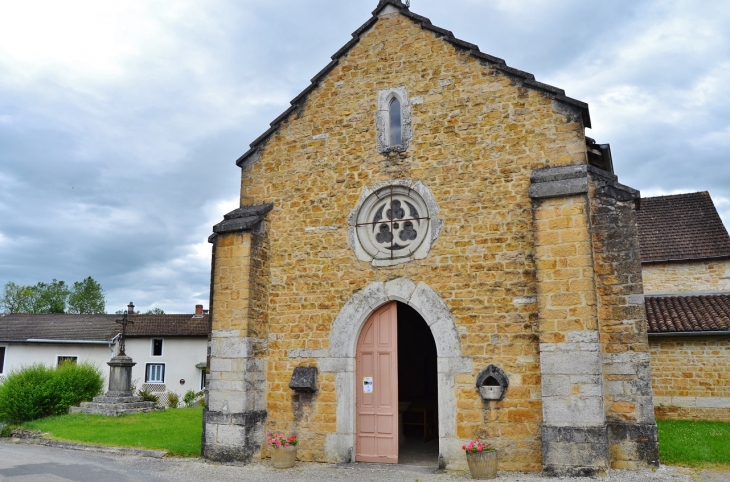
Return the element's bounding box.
[236,0,591,168]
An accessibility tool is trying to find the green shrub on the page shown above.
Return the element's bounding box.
[0,422,13,438]
[138,389,159,404]
[167,392,180,409]
[53,362,105,414]
[0,363,103,424]
[183,390,204,408]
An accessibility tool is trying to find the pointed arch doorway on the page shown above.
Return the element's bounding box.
[355,301,439,466]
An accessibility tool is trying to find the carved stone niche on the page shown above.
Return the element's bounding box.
[476,365,509,401]
[289,367,318,393]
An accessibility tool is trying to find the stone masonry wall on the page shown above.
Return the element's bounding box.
[235,9,589,472]
[650,336,730,421]
[204,231,269,463]
[642,259,730,294]
[586,169,659,470]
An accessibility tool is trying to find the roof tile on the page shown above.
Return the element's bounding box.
[645,295,730,333]
[0,313,209,342]
[638,192,730,263]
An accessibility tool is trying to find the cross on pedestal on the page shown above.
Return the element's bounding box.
[115,312,134,356]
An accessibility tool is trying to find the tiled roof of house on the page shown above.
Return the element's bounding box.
[125,314,209,337]
[638,191,730,263]
[0,314,119,342]
[0,313,209,342]
[646,295,730,334]
[235,0,590,169]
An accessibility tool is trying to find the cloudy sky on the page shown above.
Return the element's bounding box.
[1,0,728,313]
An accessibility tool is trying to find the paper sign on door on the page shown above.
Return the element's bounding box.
[363,377,373,394]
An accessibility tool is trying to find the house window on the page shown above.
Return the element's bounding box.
[152,339,163,357]
[146,363,165,383]
[0,346,6,374]
[200,370,206,390]
[389,97,402,146]
[57,356,78,366]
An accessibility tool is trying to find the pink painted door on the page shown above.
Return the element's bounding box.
[356,301,398,463]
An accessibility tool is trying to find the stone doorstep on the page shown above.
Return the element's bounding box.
[2,437,167,458]
[334,462,443,475]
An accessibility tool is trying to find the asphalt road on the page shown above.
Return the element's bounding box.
[0,441,724,482]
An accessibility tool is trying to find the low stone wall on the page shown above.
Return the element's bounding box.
[650,336,730,421]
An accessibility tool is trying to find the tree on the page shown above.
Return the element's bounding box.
[32,279,70,313]
[67,277,106,314]
[145,308,165,315]
[0,280,69,314]
[1,282,34,313]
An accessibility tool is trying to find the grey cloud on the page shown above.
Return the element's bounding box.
[1,0,729,313]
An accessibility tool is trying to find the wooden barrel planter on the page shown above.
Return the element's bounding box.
[271,446,298,469]
[465,449,498,479]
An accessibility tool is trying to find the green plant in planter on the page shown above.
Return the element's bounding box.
[462,440,495,453]
[463,440,498,480]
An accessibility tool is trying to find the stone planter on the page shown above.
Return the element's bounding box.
[271,446,298,469]
[465,449,498,479]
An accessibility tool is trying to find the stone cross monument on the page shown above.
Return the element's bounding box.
[72,307,157,416]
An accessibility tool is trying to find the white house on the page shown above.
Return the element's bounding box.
[0,305,208,404]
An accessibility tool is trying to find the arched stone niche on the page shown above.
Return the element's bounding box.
[298,278,472,468]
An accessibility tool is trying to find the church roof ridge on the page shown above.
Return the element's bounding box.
[235,0,591,168]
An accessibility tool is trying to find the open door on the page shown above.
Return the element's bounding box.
[356,301,398,463]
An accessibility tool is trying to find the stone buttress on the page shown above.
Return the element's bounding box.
[203,204,273,463]
[530,165,659,476]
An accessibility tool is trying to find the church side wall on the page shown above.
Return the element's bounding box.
[650,336,730,422]
[234,12,588,472]
[642,259,730,294]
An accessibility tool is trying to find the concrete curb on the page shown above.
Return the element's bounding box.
[2,437,168,458]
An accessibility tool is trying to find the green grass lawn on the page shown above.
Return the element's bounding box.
[658,419,730,468]
[23,407,202,457]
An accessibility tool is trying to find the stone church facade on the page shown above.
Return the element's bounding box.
[203,1,659,475]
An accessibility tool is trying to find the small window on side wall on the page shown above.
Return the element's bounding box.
[152,339,163,357]
[0,346,6,374]
[388,97,402,146]
[146,363,165,383]
[376,86,412,153]
[57,356,78,366]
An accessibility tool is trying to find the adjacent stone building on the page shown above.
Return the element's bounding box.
[203,0,659,475]
[637,192,730,422]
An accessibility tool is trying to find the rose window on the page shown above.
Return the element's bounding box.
[355,185,431,262]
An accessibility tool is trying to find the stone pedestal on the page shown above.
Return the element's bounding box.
[72,355,157,416]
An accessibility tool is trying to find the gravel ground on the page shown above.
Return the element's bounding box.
[2,441,725,482]
[123,457,704,482]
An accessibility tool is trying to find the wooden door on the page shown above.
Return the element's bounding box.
[356,301,398,463]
